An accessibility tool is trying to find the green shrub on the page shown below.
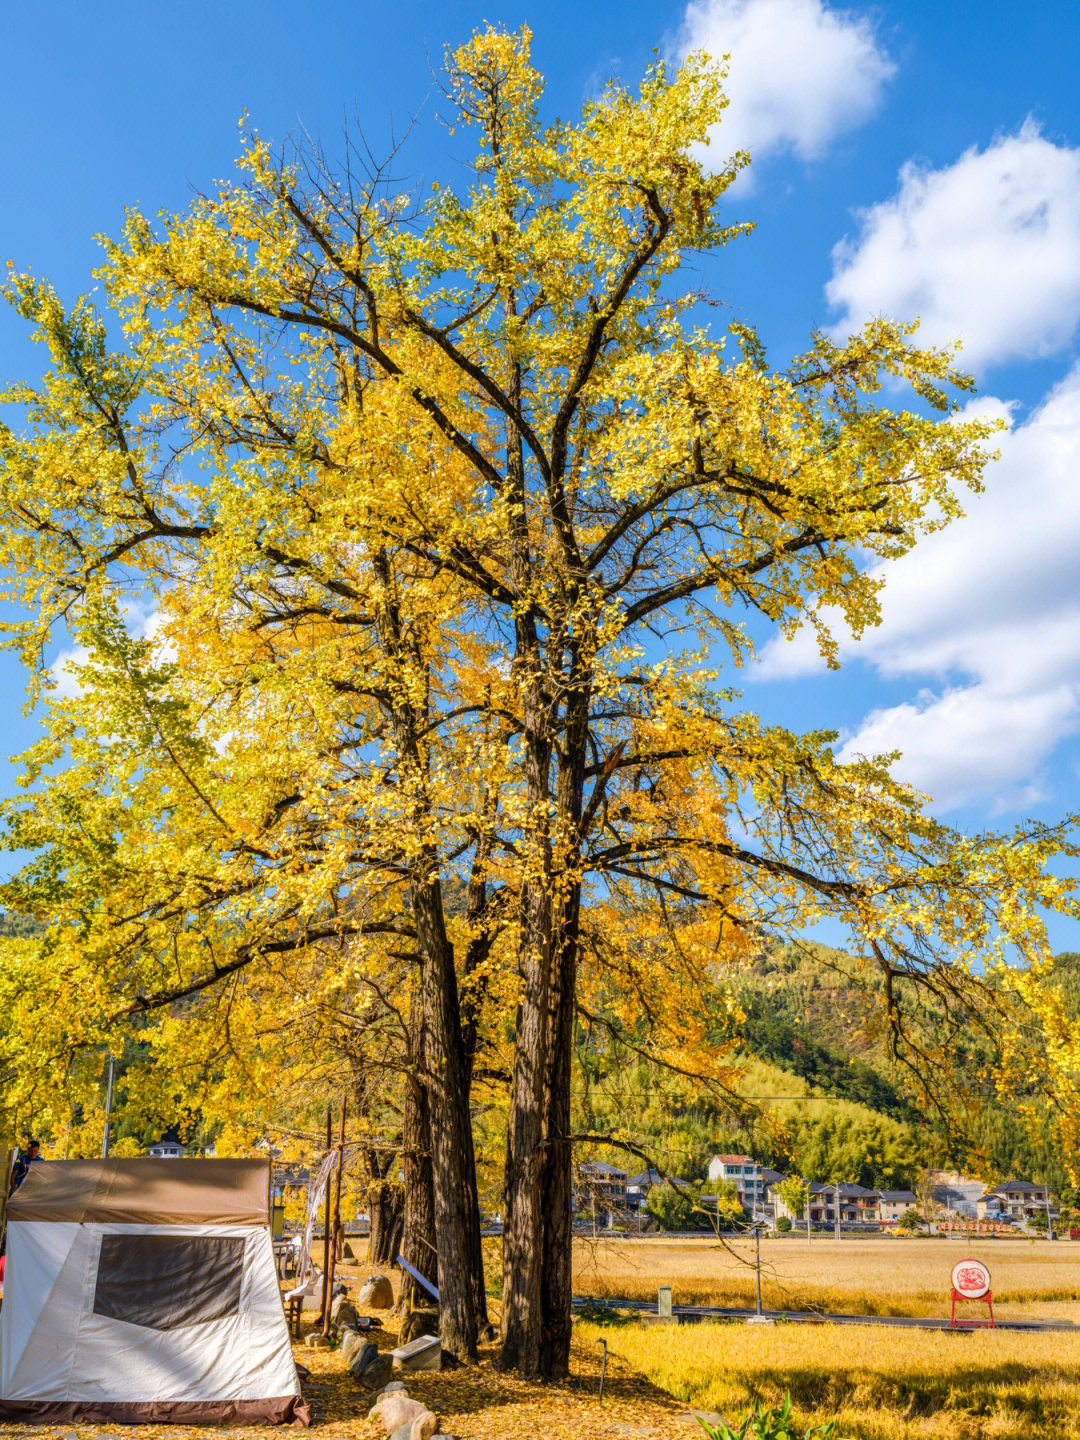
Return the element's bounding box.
[776,1216,792,1233]
[697,1391,842,1439]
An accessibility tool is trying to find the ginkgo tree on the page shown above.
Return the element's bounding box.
[1,25,1076,1379]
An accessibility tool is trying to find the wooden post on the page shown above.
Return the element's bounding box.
[323,1097,346,1336]
[320,1105,332,1334]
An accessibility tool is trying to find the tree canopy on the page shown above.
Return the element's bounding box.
[1,26,1077,1375]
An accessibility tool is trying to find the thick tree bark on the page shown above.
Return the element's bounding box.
[538,667,588,1377]
[366,1148,405,1266]
[502,644,591,1378]
[399,1065,437,1312]
[415,876,480,1361]
[500,711,553,1375]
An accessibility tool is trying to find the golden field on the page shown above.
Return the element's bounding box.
[576,1320,1080,1440]
[573,1234,1080,1321]
[574,1236,1080,1437]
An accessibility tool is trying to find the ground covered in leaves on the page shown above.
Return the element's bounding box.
[0,1318,706,1440]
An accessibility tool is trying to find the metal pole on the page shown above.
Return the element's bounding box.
[323,1097,347,1336]
[1046,1183,1054,1242]
[320,1105,332,1332]
[834,1184,840,1242]
[755,1226,763,1316]
[806,1180,812,1246]
[101,1054,115,1159]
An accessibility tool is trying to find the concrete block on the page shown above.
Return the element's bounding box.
[392,1333,442,1373]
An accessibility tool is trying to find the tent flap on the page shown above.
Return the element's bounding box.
[5,1158,269,1225]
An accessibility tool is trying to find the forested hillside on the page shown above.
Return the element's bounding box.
[577,941,1079,1194]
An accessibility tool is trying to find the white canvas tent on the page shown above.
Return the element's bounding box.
[0,1157,310,1425]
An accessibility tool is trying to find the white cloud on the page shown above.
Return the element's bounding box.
[49,644,91,701]
[827,121,1080,370]
[757,363,1080,810]
[47,603,172,700]
[677,0,894,163]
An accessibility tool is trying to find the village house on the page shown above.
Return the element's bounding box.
[576,1161,628,1219]
[930,1172,984,1218]
[976,1180,1055,1223]
[707,1154,766,1212]
[878,1189,917,1224]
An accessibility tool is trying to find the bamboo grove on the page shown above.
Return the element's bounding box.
[1,28,1077,1378]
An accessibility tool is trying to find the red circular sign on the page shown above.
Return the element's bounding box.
[951,1258,991,1299]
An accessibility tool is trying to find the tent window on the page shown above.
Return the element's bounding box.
[93,1234,246,1329]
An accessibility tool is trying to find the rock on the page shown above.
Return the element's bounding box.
[333,1298,360,1331]
[369,1392,433,1434]
[392,1333,441,1374]
[343,1240,356,1259]
[359,1353,394,1390]
[399,1307,439,1343]
[340,1328,364,1366]
[377,1381,408,1397]
[347,1339,380,1378]
[387,1413,438,1440]
[358,1273,395,1310]
[304,1331,329,1348]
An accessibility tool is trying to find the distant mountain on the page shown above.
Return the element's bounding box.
[0,911,44,940]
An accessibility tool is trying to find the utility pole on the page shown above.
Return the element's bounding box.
[754,1223,763,1316]
[1046,1183,1055,1242]
[319,1105,332,1331]
[101,1053,115,1159]
[834,1183,841,1242]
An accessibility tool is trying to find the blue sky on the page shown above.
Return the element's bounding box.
[2,0,1079,942]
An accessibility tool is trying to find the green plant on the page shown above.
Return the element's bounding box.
[697,1392,840,1440]
[776,1216,793,1233]
[898,1207,922,1234]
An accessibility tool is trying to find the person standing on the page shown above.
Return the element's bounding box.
[10,1139,42,1191]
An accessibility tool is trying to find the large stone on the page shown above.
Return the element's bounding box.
[333,1298,360,1331]
[392,1333,441,1374]
[369,1392,432,1433]
[387,1414,437,1440]
[357,1352,394,1391]
[377,1381,408,1398]
[399,1308,439,1344]
[304,1331,329,1349]
[347,1340,380,1379]
[340,1328,367,1367]
[358,1273,395,1310]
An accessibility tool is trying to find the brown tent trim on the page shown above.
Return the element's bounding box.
[5,1158,269,1225]
[0,1395,312,1426]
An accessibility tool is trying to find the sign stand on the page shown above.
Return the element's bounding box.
[949,1258,995,1328]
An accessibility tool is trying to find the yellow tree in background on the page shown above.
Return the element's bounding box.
[1,26,1076,1376]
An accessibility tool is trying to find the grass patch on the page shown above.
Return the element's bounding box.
[572,1235,1080,1321]
[577,1319,1080,1439]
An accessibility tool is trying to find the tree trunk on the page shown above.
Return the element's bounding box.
[399,1068,437,1312]
[538,897,579,1376]
[367,1148,405,1267]
[502,650,590,1378]
[415,876,480,1361]
[538,661,589,1378]
[500,710,553,1375]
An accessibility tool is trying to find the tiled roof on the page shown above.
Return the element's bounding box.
[579,1161,626,1176]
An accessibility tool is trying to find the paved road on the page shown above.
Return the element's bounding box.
[573,1295,1080,1332]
